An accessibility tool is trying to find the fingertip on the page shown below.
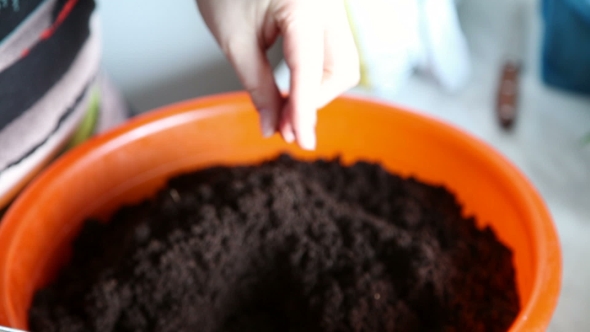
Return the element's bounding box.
[297,128,316,150]
[258,108,277,138]
[250,90,282,138]
[281,123,296,143]
[294,106,318,150]
[295,113,317,150]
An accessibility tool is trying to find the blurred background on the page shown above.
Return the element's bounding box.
[96,0,281,112]
[96,0,590,330]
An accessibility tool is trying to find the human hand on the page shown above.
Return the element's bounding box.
[196,0,360,150]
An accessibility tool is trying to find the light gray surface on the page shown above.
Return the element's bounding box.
[0,325,26,332]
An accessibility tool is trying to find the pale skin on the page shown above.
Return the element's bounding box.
[197,0,360,150]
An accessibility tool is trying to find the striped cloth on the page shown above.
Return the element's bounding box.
[0,0,128,209]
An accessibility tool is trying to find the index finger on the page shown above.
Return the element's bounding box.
[278,2,324,150]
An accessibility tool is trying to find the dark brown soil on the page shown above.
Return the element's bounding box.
[28,155,520,332]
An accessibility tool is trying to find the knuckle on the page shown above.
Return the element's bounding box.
[220,37,243,59]
[245,85,266,105]
[332,63,360,90]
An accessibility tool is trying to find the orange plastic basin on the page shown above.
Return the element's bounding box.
[0,92,561,331]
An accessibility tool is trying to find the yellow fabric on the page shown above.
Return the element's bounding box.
[344,0,370,88]
[66,88,100,150]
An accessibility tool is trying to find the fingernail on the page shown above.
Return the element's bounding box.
[258,108,275,138]
[298,109,317,150]
[282,128,296,143]
[298,127,316,150]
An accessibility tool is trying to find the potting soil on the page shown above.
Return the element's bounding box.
[29,155,520,332]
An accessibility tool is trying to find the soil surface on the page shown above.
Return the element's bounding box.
[29,155,520,332]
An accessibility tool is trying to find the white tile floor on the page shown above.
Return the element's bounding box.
[276,0,590,329]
